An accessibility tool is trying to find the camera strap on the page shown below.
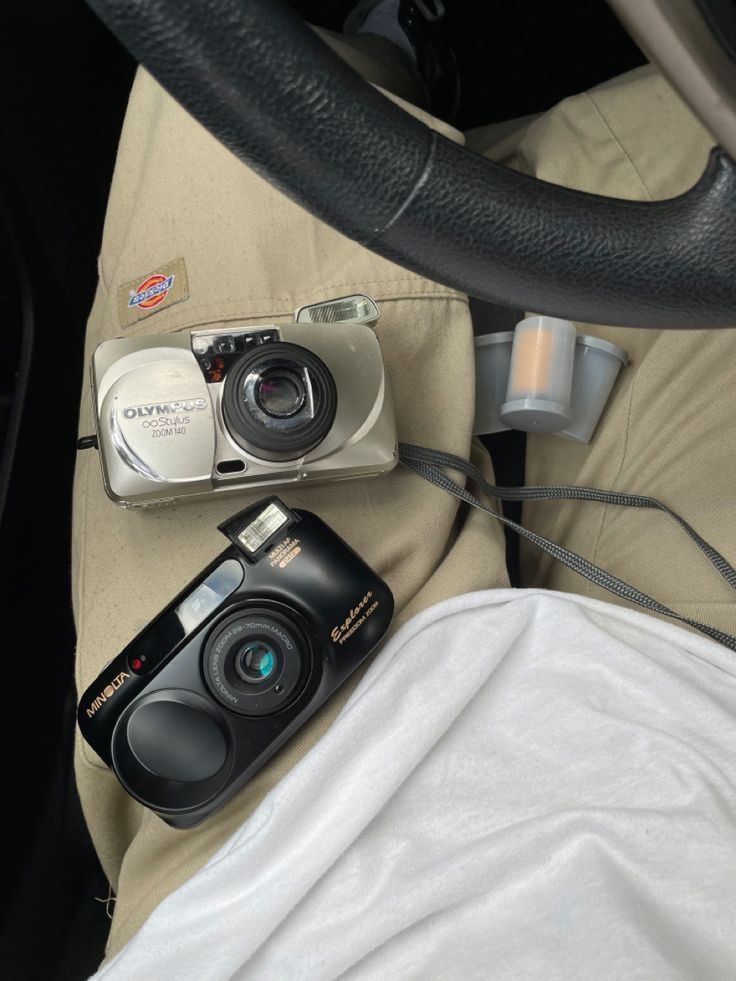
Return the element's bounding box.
[398,442,736,652]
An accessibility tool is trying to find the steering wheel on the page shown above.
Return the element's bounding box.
[85,0,736,328]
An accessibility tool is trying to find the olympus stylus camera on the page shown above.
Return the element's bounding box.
[91,316,396,506]
[78,498,394,828]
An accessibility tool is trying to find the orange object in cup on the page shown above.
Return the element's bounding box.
[500,316,576,432]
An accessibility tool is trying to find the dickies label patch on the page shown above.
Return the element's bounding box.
[118,257,189,327]
[129,273,173,310]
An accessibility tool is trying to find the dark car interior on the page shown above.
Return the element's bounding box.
[0,2,659,976]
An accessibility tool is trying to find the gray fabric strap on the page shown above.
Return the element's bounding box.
[399,442,736,652]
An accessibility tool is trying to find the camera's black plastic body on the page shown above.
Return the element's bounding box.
[78,498,393,828]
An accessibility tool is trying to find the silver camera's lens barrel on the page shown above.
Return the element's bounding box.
[222,342,337,461]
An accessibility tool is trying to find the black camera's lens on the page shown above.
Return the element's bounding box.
[255,369,305,419]
[222,342,337,462]
[204,607,311,716]
[235,641,278,684]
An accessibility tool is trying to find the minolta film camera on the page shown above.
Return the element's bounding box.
[78,498,394,828]
[91,313,396,506]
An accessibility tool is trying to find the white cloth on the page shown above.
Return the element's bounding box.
[93,590,736,980]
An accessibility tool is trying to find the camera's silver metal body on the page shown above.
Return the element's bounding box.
[91,321,397,506]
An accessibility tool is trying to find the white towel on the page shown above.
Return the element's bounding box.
[95,589,736,980]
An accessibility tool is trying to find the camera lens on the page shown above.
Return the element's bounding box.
[255,369,305,418]
[203,607,312,716]
[235,641,277,684]
[222,342,337,462]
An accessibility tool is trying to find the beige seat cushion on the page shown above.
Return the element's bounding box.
[72,67,507,955]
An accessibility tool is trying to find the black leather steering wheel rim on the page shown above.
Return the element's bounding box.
[86,0,736,328]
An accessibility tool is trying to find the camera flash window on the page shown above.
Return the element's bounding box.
[238,502,289,553]
[295,293,379,326]
[175,558,244,633]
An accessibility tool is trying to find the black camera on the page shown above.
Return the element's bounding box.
[77,499,394,828]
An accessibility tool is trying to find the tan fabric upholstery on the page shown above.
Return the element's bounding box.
[72,65,507,954]
[74,37,733,960]
[503,68,736,636]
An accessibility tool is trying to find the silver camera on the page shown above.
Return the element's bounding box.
[91,317,396,506]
